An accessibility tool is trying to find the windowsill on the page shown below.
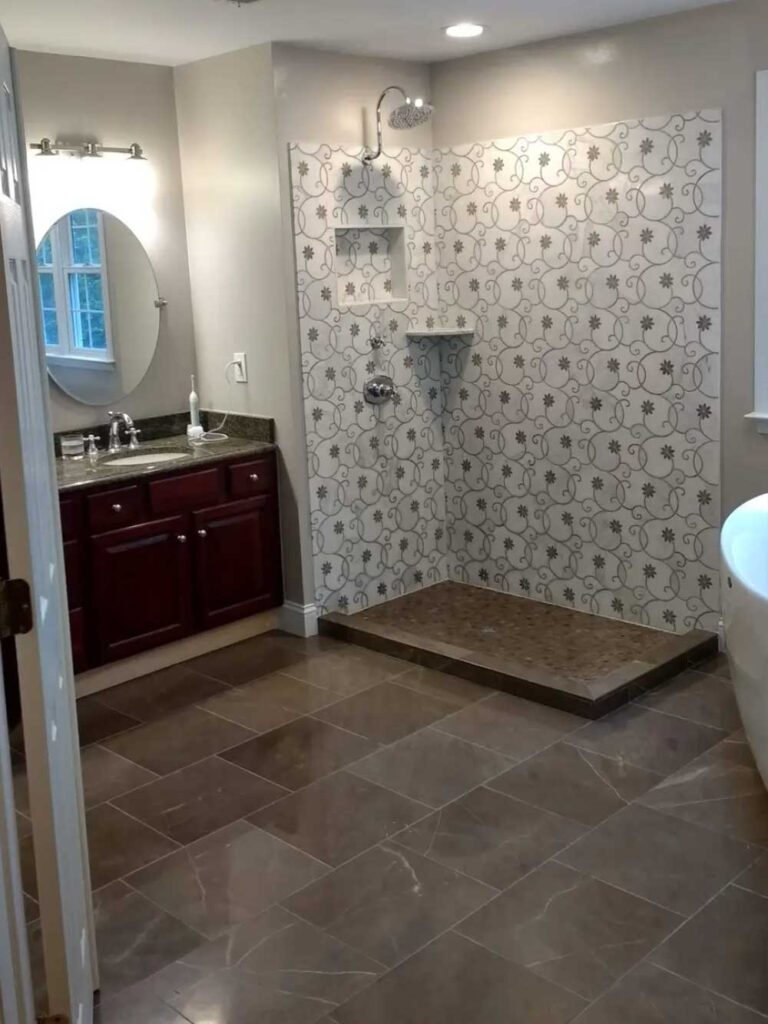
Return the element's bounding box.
[46,353,116,372]
[745,411,768,434]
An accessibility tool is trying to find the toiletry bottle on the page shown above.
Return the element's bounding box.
[187,374,203,441]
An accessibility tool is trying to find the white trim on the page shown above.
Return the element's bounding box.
[75,609,280,698]
[751,69,768,429]
[280,600,319,637]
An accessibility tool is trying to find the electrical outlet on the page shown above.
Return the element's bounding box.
[232,352,248,383]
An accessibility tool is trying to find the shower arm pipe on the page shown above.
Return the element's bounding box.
[363,85,409,164]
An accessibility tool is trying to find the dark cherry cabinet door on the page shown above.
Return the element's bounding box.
[193,495,282,631]
[90,514,193,663]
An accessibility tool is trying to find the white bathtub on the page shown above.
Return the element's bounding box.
[721,493,768,787]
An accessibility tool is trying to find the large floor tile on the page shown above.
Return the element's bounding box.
[95,665,229,722]
[637,669,742,731]
[434,692,582,760]
[127,820,327,939]
[489,741,661,826]
[284,646,410,696]
[736,853,768,897]
[92,881,201,997]
[169,966,337,1024]
[349,727,511,808]
[104,706,254,775]
[457,860,681,1000]
[559,803,757,915]
[640,734,768,846]
[652,884,768,1015]
[386,664,489,710]
[95,988,191,1024]
[180,904,382,1005]
[86,804,180,890]
[198,672,338,733]
[76,695,141,747]
[314,683,455,745]
[396,785,585,890]
[284,842,494,967]
[694,652,732,679]
[184,633,319,686]
[113,756,286,844]
[333,930,585,1024]
[570,704,726,774]
[250,771,428,866]
[576,961,766,1024]
[14,745,157,814]
[222,717,375,791]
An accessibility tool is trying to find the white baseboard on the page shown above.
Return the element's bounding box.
[75,609,280,698]
[280,600,319,637]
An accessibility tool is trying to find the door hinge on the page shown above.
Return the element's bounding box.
[0,578,33,638]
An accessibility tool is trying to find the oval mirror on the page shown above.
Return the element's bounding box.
[36,208,160,406]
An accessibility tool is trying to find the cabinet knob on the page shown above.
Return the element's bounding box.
[177,534,187,544]
[112,503,122,513]
[249,473,259,482]
[197,529,207,538]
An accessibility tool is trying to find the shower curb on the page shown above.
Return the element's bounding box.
[320,610,719,720]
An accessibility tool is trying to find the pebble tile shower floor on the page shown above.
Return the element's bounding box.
[11,633,768,1023]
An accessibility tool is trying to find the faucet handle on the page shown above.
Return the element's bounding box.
[128,427,141,450]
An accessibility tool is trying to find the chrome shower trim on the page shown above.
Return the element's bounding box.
[362,85,433,164]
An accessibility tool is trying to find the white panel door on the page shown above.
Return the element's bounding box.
[0,27,95,1024]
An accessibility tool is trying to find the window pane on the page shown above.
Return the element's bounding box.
[43,310,59,347]
[36,235,53,268]
[38,271,58,347]
[68,271,107,352]
[39,272,56,308]
[88,313,107,350]
[69,209,101,266]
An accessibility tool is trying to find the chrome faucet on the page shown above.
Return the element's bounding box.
[107,411,135,454]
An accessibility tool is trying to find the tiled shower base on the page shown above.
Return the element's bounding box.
[320,582,718,718]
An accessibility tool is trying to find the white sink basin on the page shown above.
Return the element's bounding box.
[102,451,189,467]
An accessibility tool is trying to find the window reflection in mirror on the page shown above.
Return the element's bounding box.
[36,208,161,406]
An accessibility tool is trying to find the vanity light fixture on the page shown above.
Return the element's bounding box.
[29,138,147,160]
[445,22,484,38]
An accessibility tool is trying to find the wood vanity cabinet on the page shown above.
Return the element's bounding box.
[59,451,282,670]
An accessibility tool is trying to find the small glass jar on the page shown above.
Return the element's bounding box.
[60,434,86,460]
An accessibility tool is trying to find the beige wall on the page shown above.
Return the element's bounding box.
[174,43,314,605]
[431,0,768,518]
[174,43,433,608]
[15,51,196,431]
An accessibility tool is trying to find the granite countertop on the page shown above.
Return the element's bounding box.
[57,434,276,493]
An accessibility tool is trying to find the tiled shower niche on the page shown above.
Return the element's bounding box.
[290,111,722,635]
[335,226,407,306]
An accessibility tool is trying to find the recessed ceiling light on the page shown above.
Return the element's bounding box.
[445,22,484,39]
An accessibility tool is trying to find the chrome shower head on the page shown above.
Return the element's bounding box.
[363,86,434,164]
[388,98,435,131]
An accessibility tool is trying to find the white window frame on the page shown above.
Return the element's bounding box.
[748,70,768,432]
[38,209,115,369]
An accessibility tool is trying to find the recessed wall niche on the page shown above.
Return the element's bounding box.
[334,225,406,306]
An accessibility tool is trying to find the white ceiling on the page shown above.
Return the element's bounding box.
[0,0,731,67]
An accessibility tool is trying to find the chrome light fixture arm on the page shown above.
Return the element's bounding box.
[362,85,408,165]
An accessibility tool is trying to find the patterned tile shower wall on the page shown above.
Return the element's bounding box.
[290,111,722,632]
[290,144,447,614]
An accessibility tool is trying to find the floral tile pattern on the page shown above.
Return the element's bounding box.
[291,144,446,615]
[290,111,721,632]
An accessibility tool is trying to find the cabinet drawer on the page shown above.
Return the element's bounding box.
[149,468,222,516]
[88,485,144,533]
[59,496,82,541]
[229,458,275,498]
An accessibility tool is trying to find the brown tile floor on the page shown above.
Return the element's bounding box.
[13,631,768,1023]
